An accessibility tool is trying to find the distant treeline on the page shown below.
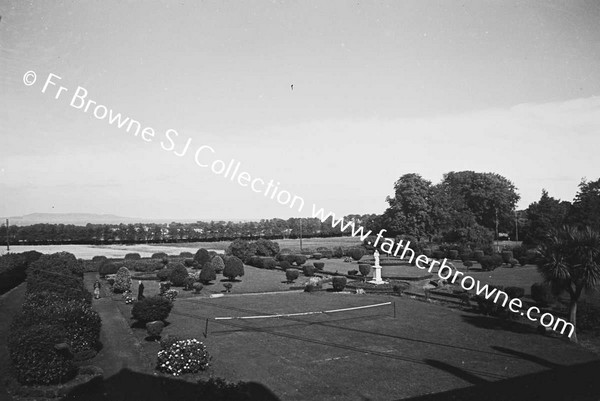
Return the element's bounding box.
[0,216,376,245]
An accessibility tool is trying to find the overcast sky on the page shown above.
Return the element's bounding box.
[1,1,599,221]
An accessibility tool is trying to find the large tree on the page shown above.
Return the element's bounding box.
[381,173,433,240]
[523,190,571,247]
[568,178,600,230]
[537,226,600,342]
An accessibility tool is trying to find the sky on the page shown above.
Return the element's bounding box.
[1,0,599,221]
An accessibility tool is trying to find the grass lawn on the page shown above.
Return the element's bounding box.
[108,288,599,401]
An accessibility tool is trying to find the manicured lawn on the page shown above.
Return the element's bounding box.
[113,289,598,401]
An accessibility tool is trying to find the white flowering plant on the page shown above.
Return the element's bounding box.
[157,338,211,376]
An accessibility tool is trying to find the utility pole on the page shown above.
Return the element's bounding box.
[5,218,9,252]
[299,218,303,251]
[495,207,499,252]
[514,210,519,242]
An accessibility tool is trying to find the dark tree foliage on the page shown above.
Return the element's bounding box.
[523,189,571,247]
[568,178,600,230]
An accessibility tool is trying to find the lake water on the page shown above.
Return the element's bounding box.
[0,244,223,259]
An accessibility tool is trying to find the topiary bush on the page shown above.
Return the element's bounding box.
[132,296,173,323]
[348,269,358,276]
[279,261,292,271]
[194,248,211,268]
[113,267,132,293]
[508,258,519,268]
[293,255,307,266]
[253,238,280,257]
[448,250,459,260]
[473,249,484,261]
[193,282,203,294]
[348,248,365,261]
[332,247,344,258]
[0,251,42,294]
[313,262,325,270]
[531,282,556,306]
[156,267,173,282]
[157,338,211,376]
[302,265,316,277]
[312,253,322,260]
[226,239,257,263]
[168,263,189,287]
[358,264,371,277]
[501,250,514,264]
[184,258,196,268]
[261,257,277,270]
[432,249,446,260]
[127,260,162,273]
[211,256,225,274]
[124,253,141,260]
[8,323,76,385]
[504,286,525,299]
[479,255,503,271]
[332,277,347,291]
[223,256,244,281]
[199,262,216,284]
[285,269,300,283]
[179,251,194,258]
[151,252,168,260]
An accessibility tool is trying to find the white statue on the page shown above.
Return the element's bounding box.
[374,250,380,267]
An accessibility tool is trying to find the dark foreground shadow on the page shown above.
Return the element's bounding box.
[401,359,600,401]
[63,368,280,401]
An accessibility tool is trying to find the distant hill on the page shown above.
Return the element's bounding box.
[1,213,230,226]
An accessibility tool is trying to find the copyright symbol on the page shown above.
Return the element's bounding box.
[23,71,37,86]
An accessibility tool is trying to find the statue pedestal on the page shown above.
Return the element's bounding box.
[368,265,387,285]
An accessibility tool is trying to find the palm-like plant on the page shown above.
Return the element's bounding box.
[537,226,600,342]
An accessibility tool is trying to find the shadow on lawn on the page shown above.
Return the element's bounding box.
[400,359,600,401]
[63,368,280,401]
[460,314,536,335]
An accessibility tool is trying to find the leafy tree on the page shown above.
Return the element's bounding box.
[537,226,600,342]
[523,189,570,247]
[194,248,211,267]
[568,178,600,230]
[199,263,216,284]
[253,238,280,257]
[226,239,257,263]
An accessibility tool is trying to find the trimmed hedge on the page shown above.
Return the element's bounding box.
[279,261,292,271]
[27,253,91,304]
[332,277,347,291]
[126,259,162,273]
[313,262,325,270]
[8,323,76,385]
[151,252,169,260]
[479,255,503,271]
[99,261,119,277]
[179,251,194,258]
[132,296,173,323]
[302,265,316,277]
[285,269,300,283]
[124,253,141,260]
[0,251,42,294]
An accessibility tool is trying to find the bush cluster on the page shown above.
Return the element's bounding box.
[479,254,503,271]
[247,256,277,269]
[157,338,211,376]
[0,251,42,293]
[132,296,173,323]
[27,253,91,303]
[126,259,162,273]
[313,262,325,270]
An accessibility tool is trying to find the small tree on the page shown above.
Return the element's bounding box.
[194,248,211,268]
[286,269,300,283]
[223,256,244,281]
[358,263,371,278]
[169,263,189,287]
[537,226,600,342]
[199,263,216,284]
[211,256,225,274]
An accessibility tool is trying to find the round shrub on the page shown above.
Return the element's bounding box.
[312,253,322,260]
[293,255,307,266]
[313,262,325,270]
[146,321,164,338]
[348,269,359,276]
[113,267,132,293]
[463,260,473,269]
[211,256,225,274]
[184,258,196,268]
[194,248,211,267]
[199,262,216,284]
[92,255,108,264]
[332,277,347,291]
[152,252,168,260]
[358,264,371,277]
[124,253,141,261]
[504,286,525,299]
[8,323,75,385]
[168,263,189,287]
[531,282,556,306]
[132,296,173,323]
[479,255,503,271]
[348,248,365,261]
[157,338,211,376]
[156,267,172,282]
[302,265,316,277]
[183,277,195,291]
[332,247,344,258]
[223,256,244,281]
[99,261,119,277]
[448,250,459,260]
[262,257,277,270]
[193,282,203,293]
[285,269,300,283]
[501,250,514,264]
[179,251,194,258]
[279,261,292,271]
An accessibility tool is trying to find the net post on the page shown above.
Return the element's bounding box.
[204,319,209,338]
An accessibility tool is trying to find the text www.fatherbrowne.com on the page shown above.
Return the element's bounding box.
[26,70,574,338]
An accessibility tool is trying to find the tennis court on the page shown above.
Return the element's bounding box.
[162,292,597,401]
